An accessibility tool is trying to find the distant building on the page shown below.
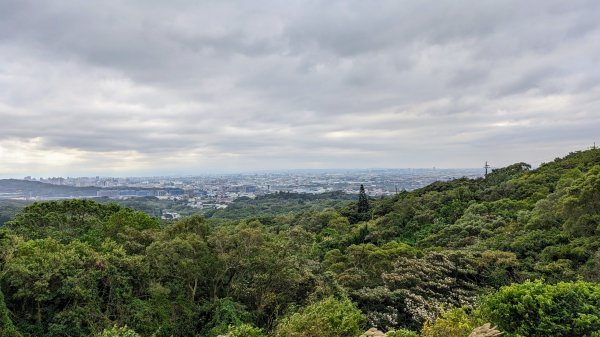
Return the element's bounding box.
[165,188,184,196]
[136,190,155,197]
[119,190,137,197]
[161,211,181,220]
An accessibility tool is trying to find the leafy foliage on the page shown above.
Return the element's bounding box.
[227,324,268,337]
[420,308,481,337]
[97,325,141,337]
[385,329,420,337]
[274,297,365,337]
[480,280,600,337]
[0,289,20,337]
[207,192,354,220]
[1,148,600,336]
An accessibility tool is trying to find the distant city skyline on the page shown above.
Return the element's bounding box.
[1,1,599,177]
[9,167,484,180]
[1,168,483,204]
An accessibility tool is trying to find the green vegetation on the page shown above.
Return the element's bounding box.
[227,324,268,337]
[357,185,370,214]
[480,280,600,336]
[275,297,365,337]
[206,191,355,220]
[97,197,199,218]
[97,326,140,337]
[0,197,200,228]
[1,148,600,336]
[0,200,30,227]
[0,288,20,337]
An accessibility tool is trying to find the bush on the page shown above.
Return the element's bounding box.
[227,324,268,337]
[421,308,480,337]
[97,325,140,337]
[275,296,365,337]
[480,280,600,337]
[386,329,419,337]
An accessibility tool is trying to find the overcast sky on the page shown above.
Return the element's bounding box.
[1,0,599,177]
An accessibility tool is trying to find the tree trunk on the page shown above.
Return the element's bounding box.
[36,301,42,326]
[190,278,198,303]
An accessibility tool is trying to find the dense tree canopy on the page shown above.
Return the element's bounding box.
[1,148,599,336]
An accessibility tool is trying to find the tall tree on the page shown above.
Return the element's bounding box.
[358,184,370,214]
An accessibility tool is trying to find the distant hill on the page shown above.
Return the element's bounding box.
[0,199,31,226]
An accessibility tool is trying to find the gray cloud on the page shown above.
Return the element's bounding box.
[1,0,599,177]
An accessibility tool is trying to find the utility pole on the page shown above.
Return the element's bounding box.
[484,161,490,178]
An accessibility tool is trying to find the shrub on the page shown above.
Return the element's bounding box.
[275,296,365,337]
[481,280,600,336]
[421,308,480,337]
[227,324,268,337]
[97,325,140,337]
[386,329,420,337]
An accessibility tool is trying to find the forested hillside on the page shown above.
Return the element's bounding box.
[205,191,355,220]
[1,149,600,337]
[0,201,30,227]
[0,197,200,227]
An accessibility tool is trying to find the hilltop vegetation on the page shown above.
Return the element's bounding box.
[0,197,202,226]
[205,191,355,220]
[1,149,600,337]
[0,200,30,227]
[0,190,354,226]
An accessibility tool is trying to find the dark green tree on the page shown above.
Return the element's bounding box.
[0,288,21,337]
[358,185,370,214]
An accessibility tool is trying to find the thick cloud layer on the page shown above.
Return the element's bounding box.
[1,0,599,176]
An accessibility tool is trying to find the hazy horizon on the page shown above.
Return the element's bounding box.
[1,1,599,177]
[2,166,487,180]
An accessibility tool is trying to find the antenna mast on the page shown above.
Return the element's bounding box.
[484,161,490,177]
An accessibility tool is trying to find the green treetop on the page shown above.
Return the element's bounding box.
[358,184,370,214]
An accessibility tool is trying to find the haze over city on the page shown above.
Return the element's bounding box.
[1,0,599,177]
